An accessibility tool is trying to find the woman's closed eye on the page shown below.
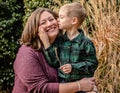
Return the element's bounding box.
[48,17,55,22]
[40,18,55,25]
[40,21,46,25]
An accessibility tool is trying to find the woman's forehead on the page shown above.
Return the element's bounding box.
[40,11,54,20]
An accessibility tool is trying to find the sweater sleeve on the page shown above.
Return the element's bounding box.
[14,46,59,93]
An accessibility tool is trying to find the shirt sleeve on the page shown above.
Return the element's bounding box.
[44,45,60,68]
[14,47,59,93]
[72,40,98,76]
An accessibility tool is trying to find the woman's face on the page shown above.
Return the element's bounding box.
[39,11,59,41]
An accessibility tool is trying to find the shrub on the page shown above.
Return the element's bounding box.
[0,0,24,92]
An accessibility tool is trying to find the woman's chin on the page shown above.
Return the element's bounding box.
[48,31,59,38]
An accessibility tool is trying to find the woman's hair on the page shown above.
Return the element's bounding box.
[20,8,58,50]
[61,2,87,26]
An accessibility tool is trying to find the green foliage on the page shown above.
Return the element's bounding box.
[23,0,73,24]
[23,0,54,24]
[0,0,24,91]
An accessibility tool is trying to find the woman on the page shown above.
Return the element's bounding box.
[12,7,95,93]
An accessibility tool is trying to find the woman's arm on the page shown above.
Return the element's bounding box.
[14,46,59,93]
[59,77,95,93]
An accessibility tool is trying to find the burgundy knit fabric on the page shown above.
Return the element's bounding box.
[12,45,59,93]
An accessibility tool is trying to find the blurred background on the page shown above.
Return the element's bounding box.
[0,0,120,93]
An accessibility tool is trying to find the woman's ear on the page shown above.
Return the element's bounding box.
[71,17,78,25]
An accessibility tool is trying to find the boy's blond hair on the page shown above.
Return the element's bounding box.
[60,2,87,26]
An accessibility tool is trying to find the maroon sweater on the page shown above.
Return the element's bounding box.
[12,45,59,93]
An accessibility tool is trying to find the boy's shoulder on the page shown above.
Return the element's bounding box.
[78,29,93,44]
[83,35,93,44]
[83,35,91,41]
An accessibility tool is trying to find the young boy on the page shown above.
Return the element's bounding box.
[40,2,98,93]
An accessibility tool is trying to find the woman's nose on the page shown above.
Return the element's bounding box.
[57,18,60,22]
[47,21,52,27]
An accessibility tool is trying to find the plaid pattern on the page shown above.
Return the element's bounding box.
[44,29,98,82]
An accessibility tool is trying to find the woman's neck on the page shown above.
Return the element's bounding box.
[49,36,57,44]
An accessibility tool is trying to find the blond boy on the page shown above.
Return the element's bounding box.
[40,2,98,93]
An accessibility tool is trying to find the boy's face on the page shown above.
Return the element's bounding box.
[58,9,72,30]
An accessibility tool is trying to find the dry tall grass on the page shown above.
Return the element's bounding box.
[53,0,120,93]
[82,0,120,93]
[83,0,120,93]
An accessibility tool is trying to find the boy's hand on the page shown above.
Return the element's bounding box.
[59,64,72,74]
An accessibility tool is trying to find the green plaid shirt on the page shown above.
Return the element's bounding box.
[44,29,98,82]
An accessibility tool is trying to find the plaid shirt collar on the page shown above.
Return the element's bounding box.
[62,29,85,44]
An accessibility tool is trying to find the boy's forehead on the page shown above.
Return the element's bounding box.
[59,10,67,16]
[59,8,68,13]
[59,5,70,15]
[60,5,68,11]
